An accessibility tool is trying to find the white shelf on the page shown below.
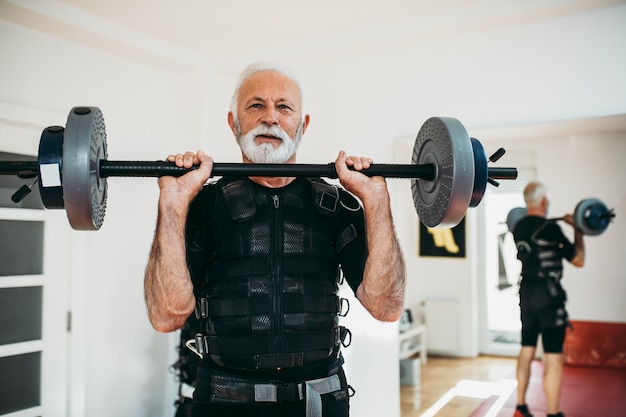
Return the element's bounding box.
[399,324,427,364]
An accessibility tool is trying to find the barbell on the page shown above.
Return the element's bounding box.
[0,106,517,231]
[506,198,615,236]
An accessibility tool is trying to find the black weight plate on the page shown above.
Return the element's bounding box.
[411,117,474,228]
[574,198,610,236]
[62,106,108,230]
[37,126,65,209]
[469,137,488,208]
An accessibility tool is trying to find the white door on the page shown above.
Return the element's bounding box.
[0,107,70,417]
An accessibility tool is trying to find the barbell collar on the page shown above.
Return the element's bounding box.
[485,167,518,180]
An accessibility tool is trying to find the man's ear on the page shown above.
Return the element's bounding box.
[227,112,236,135]
[301,114,311,135]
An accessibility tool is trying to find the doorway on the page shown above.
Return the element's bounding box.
[1,142,70,415]
[478,164,533,357]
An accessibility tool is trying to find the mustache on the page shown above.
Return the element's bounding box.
[245,124,293,142]
[234,118,303,164]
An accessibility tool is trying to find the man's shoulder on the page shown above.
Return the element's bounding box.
[515,216,558,234]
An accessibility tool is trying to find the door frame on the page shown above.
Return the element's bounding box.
[0,102,70,417]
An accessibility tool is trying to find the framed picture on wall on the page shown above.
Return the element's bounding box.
[418,217,466,258]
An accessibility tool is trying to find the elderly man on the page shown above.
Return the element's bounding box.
[511,181,585,417]
[144,62,406,417]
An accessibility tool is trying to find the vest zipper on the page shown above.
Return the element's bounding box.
[271,194,284,359]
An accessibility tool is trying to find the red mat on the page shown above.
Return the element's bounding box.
[471,360,626,417]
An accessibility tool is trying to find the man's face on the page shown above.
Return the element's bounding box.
[229,71,309,164]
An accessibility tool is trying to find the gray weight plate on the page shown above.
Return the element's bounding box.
[506,207,527,232]
[62,106,108,230]
[574,198,610,236]
[411,117,474,228]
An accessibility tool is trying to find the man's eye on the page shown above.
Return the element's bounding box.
[278,104,292,110]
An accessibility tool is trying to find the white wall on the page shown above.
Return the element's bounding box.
[281,3,626,358]
[1,2,625,417]
[0,19,199,417]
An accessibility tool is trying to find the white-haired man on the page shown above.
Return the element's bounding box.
[144,62,406,417]
[511,181,585,417]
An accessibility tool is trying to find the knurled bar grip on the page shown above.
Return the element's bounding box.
[99,160,439,180]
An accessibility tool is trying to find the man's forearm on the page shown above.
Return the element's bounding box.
[572,230,585,267]
[144,203,196,332]
[357,195,406,322]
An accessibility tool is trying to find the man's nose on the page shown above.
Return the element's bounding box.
[261,107,279,125]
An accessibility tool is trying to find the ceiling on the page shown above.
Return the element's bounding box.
[2,0,622,72]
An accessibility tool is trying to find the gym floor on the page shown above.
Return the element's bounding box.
[400,355,517,417]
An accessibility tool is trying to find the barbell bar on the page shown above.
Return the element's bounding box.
[506,198,616,236]
[0,106,518,231]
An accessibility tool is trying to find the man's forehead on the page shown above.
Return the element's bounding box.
[239,71,301,103]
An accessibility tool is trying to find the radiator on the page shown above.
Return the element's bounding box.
[422,299,459,355]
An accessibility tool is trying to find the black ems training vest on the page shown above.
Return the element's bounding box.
[189,177,358,371]
[513,217,569,282]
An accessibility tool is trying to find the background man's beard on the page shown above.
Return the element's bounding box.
[235,122,303,163]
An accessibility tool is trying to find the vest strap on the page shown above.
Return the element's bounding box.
[206,367,347,417]
[307,178,339,216]
[207,295,339,317]
[222,179,256,222]
[207,331,339,354]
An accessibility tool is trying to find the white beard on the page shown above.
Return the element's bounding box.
[235,122,303,164]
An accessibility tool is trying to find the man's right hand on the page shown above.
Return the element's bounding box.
[158,150,214,206]
[562,213,575,227]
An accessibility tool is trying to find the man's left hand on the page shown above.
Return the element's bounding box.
[335,150,388,202]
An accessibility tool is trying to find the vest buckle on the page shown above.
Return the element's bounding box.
[195,297,209,319]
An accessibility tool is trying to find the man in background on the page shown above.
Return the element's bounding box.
[511,181,585,417]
